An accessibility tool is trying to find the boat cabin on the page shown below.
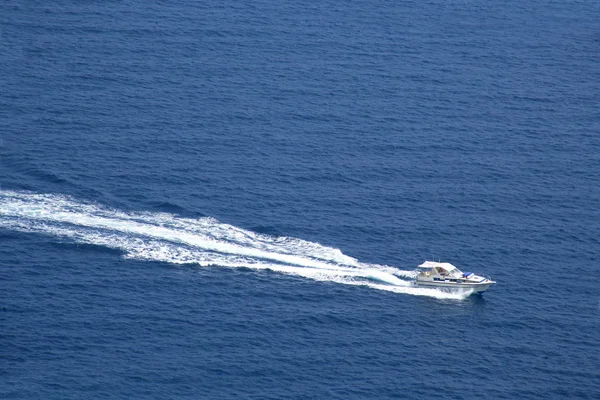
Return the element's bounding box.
[416,261,475,282]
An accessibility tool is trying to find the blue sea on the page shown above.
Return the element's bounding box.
[1,1,599,398]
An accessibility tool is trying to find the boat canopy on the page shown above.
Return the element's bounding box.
[417,261,463,277]
[418,261,459,271]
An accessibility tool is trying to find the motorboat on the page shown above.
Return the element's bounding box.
[414,261,495,294]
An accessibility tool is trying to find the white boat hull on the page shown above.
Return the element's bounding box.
[414,280,494,294]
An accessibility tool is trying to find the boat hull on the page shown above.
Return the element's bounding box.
[414,281,494,294]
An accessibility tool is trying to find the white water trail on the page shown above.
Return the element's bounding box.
[0,190,471,300]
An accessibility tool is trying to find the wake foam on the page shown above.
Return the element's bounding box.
[0,190,471,300]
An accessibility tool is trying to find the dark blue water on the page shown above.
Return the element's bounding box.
[1,1,599,398]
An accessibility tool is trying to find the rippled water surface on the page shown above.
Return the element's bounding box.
[1,1,599,399]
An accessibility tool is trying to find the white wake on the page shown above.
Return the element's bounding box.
[0,190,472,300]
